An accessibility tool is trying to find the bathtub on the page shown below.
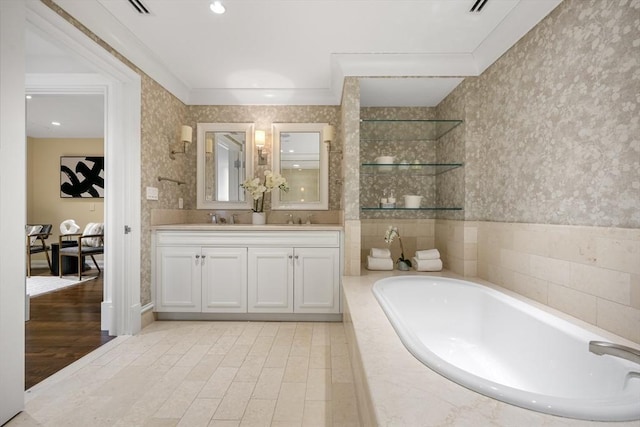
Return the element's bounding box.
[372,276,640,422]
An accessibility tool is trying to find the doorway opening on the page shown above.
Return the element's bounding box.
[24,92,115,389]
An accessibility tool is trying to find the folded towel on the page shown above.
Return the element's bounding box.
[367,256,394,271]
[412,257,443,272]
[415,249,440,260]
[370,248,391,258]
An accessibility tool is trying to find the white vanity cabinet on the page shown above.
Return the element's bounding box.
[155,246,247,313]
[201,248,247,313]
[152,226,342,320]
[248,248,293,313]
[293,247,340,313]
[156,246,202,312]
[247,246,340,314]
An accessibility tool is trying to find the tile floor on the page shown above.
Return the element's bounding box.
[9,321,361,427]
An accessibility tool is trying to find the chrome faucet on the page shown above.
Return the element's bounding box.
[209,213,217,224]
[589,341,640,365]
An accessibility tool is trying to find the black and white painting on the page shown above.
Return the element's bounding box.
[60,156,105,198]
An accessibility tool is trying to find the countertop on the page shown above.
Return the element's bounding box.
[152,223,344,232]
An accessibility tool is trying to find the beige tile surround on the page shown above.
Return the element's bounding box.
[477,221,640,344]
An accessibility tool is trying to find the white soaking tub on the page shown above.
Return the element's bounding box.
[372,276,640,422]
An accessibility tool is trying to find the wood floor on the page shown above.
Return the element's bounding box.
[25,268,115,390]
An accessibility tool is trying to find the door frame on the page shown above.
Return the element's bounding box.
[26,1,142,335]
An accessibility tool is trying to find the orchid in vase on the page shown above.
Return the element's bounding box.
[241,170,289,213]
[385,226,412,270]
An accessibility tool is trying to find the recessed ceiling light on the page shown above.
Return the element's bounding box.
[293,164,300,168]
[51,121,61,126]
[288,149,294,153]
[210,1,225,14]
[26,95,32,99]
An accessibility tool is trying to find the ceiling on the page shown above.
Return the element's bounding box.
[25,0,561,137]
[26,94,104,138]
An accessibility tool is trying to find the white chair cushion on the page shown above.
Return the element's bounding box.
[82,222,104,247]
[27,225,43,245]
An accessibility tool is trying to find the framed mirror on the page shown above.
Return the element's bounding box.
[272,123,329,210]
[196,123,254,209]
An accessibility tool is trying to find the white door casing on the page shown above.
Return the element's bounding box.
[25,1,142,335]
[0,1,27,424]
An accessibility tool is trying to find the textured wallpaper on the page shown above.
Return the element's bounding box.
[341,77,360,220]
[140,76,189,305]
[440,0,640,228]
[435,88,466,222]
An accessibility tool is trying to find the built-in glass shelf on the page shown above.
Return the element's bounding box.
[361,207,463,211]
[361,163,462,175]
[360,119,463,141]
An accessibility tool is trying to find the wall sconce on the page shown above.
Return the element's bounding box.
[205,136,214,156]
[170,125,193,160]
[323,124,335,143]
[323,124,340,153]
[255,130,267,165]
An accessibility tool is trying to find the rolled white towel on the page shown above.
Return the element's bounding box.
[367,256,394,271]
[370,248,392,258]
[415,249,440,260]
[412,257,443,272]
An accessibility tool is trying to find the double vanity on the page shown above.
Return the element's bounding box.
[152,121,342,320]
[152,224,343,321]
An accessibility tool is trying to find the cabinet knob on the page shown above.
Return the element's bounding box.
[294,255,299,260]
[288,255,293,259]
[195,255,200,258]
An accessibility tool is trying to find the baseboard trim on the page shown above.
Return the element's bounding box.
[156,312,343,322]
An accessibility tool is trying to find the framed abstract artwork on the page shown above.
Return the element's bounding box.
[60,156,105,198]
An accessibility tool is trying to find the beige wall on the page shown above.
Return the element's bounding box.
[27,137,104,264]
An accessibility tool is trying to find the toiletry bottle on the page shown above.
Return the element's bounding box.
[388,190,396,206]
[380,190,388,207]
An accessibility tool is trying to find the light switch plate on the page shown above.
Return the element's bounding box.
[146,186,159,200]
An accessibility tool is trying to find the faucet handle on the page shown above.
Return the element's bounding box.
[209,212,217,224]
[305,214,313,225]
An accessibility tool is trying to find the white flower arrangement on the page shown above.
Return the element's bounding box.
[241,170,289,212]
[384,225,411,267]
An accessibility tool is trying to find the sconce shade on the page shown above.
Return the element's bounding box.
[255,130,266,148]
[323,124,335,142]
[205,137,214,154]
[181,125,193,144]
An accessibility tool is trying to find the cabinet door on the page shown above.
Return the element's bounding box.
[247,248,293,313]
[294,247,340,313]
[156,246,201,312]
[201,247,247,313]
